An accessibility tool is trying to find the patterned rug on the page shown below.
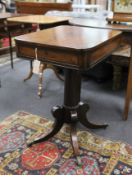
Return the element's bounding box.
[0,111,131,175]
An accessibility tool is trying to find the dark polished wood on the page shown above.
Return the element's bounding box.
[70,18,132,120]
[15,25,122,158]
[15,26,122,69]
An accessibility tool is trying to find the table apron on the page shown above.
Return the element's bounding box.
[16,36,121,70]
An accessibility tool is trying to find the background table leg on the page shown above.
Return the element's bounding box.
[124,51,132,120]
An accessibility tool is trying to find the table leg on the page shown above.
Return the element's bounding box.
[23,61,33,81]
[28,69,108,157]
[8,32,13,69]
[78,102,108,129]
[28,106,64,147]
[124,50,132,120]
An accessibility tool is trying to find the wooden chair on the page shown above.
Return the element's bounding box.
[108,44,131,90]
[108,42,131,122]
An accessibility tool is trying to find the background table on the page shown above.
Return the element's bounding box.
[70,18,132,120]
[0,12,32,68]
[7,15,70,28]
[8,15,70,97]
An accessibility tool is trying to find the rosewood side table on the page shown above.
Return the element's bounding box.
[15,26,122,159]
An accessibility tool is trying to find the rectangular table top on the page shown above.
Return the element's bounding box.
[15,25,121,51]
[7,15,70,24]
[15,25,122,70]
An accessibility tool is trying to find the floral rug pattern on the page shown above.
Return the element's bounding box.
[0,111,131,175]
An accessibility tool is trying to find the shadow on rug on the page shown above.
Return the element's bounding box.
[0,111,131,175]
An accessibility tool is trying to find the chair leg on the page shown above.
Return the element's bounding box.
[113,65,122,91]
[8,33,13,69]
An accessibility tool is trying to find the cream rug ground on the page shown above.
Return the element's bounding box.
[0,111,131,175]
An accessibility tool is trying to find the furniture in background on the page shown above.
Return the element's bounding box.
[0,0,15,12]
[15,1,72,15]
[111,0,132,18]
[70,18,132,120]
[14,2,72,97]
[0,0,6,12]
[72,4,102,12]
[108,44,130,90]
[87,0,97,3]
[0,13,34,69]
[45,9,112,20]
[106,0,132,91]
[107,0,132,118]
[8,15,69,97]
[15,25,121,160]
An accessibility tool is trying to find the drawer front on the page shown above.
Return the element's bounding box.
[16,43,84,69]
